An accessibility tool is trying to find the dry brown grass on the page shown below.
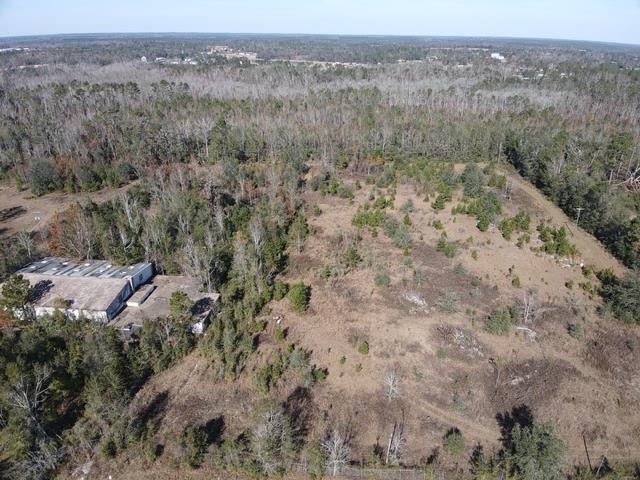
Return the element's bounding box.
[89,169,640,477]
[0,182,137,240]
[278,173,640,464]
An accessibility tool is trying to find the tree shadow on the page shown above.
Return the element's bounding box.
[204,416,225,445]
[135,390,169,436]
[0,206,26,222]
[444,426,462,439]
[469,443,496,474]
[371,436,384,462]
[192,297,214,316]
[283,386,314,447]
[425,446,440,465]
[595,456,613,476]
[470,443,484,461]
[30,280,53,303]
[151,443,164,458]
[495,404,534,448]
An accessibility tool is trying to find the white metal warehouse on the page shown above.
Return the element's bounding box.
[18,257,154,321]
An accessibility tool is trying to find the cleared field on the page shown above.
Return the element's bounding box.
[0,182,137,239]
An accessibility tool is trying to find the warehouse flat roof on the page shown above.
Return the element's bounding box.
[21,273,128,311]
[110,275,220,328]
[18,257,151,280]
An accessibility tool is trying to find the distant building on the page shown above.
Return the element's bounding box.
[490,52,506,62]
[141,56,147,63]
[18,257,154,322]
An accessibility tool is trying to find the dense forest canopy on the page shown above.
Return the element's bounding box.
[1,35,639,271]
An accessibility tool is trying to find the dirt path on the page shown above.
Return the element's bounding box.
[416,394,500,443]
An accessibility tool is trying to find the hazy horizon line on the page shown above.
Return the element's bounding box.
[1,31,639,48]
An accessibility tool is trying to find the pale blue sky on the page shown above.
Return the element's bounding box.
[0,0,639,44]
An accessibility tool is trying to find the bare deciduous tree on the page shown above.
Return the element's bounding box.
[18,439,65,480]
[385,422,406,466]
[8,366,51,437]
[140,213,166,268]
[182,235,217,292]
[195,117,212,159]
[383,369,401,402]
[119,191,141,232]
[323,429,349,477]
[213,204,226,235]
[251,406,294,474]
[54,205,95,260]
[522,290,537,324]
[249,216,264,264]
[16,231,35,259]
[252,408,284,474]
[116,223,135,254]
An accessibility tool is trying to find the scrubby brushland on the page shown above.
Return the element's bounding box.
[0,34,639,479]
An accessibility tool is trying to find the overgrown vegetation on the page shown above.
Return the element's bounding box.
[0,34,639,479]
[499,209,532,241]
[0,313,198,478]
[485,306,519,335]
[598,269,640,324]
[288,282,311,313]
[537,221,579,258]
[454,191,502,231]
[436,234,458,258]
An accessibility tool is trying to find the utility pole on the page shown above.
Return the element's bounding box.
[582,433,593,472]
[575,207,584,227]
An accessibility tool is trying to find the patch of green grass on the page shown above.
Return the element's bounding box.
[318,264,332,279]
[411,366,424,380]
[437,292,458,313]
[568,323,584,338]
[383,217,411,248]
[343,245,362,269]
[436,234,458,258]
[273,281,289,301]
[400,199,415,213]
[375,269,391,287]
[453,263,466,276]
[443,429,465,457]
[452,393,466,413]
[274,326,287,342]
